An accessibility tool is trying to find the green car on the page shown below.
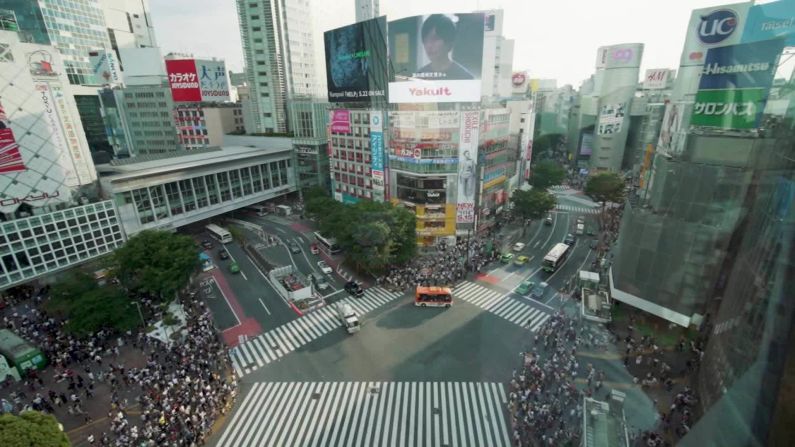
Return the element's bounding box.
[229,262,240,274]
[500,253,514,263]
[516,279,535,295]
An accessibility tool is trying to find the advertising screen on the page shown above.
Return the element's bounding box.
[324,16,388,103]
[456,110,479,224]
[196,60,230,102]
[579,131,594,156]
[657,101,692,155]
[329,109,351,133]
[597,103,625,135]
[692,39,785,130]
[389,13,485,103]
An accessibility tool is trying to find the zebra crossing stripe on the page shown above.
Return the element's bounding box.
[455,282,550,331]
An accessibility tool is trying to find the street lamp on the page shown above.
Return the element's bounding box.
[134,301,145,326]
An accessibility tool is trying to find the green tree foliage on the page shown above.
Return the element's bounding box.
[532,133,563,159]
[584,172,626,205]
[45,272,140,338]
[308,199,417,273]
[531,160,566,190]
[511,189,557,234]
[0,411,71,447]
[114,230,199,301]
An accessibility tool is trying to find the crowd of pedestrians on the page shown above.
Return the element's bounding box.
[377,235,499,291]
[509,311,586,446]
[0,285,236,447]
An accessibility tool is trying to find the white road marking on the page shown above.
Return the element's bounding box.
[258,297,271,315]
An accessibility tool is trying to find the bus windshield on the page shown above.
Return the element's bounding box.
[542,243,570,273]
[206,224,232,244]
[314,231,341,255]
[415,286,453,308]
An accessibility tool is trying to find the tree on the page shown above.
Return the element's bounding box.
[532,133,563,160]
[0,411,71,447]
[585,172,626,228]
[511,189,557,234]
[531,160,566,190]
[114,230,199,301]
[44,272,140,338]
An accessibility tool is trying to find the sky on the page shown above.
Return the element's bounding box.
[148,0,753,87]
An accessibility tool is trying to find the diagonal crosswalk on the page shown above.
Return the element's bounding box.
[454,282,550,331]
[555,203,600,214]
[229,287,402,377]
[215,381,511,447]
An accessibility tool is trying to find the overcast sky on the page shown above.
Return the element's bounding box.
[149,0,745,87]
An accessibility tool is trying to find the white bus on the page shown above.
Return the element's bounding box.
[245,204,268,216]
[206,224,233,244]
[542,243,570,273]
[314,231,341,255]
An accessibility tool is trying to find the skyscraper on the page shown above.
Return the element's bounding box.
[236,0,324,134]
[355,0,379,23]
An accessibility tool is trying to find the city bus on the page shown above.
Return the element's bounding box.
[314,231,341,255]
[245,204,268,216]
[415,286,453,308]
[542,242,571,273]
[206,224,233,244]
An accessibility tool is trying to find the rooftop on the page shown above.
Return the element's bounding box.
[583,395,630,447]
[96,145,291,181]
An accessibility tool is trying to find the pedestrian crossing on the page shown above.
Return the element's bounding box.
[555,203,600,214]
[454,281,550,331]
[229,287,402,378]
[215,381,511,447]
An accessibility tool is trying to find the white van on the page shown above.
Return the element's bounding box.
[337,303,360,334]
[576,223,585,235]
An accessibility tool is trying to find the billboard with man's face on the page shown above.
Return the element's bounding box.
[389,13,485,103]
[324,16,389,103]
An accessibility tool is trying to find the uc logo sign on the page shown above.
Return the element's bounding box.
[371,115,380,125]
[698,9,738,44]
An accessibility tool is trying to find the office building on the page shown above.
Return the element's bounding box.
[98,145,297,236]
[289,98,330,191]
[479,10,514,99]
[0,29,122,290]
[174,103,244,151]
[236,0,325,133]
[328,109,379,204]
[355,0,379,23]
[99,0,157,55]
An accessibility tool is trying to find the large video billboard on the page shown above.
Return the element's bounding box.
[456,110,479,223]
[389,13,485,103]
[691,39,785,130]
[166,59,230,103]
[324,16,388,103]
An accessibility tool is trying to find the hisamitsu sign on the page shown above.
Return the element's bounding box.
[698,39,785,90]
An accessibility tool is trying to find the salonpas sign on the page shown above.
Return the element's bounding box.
[691,88,766,129]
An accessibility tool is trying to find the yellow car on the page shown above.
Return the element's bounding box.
[514,255,530,266]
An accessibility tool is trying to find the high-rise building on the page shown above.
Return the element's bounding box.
[289,98,330,191]
[236,0,325,134]
[355,0,379,23]
[99,0,157,57]
[479,10,514,99]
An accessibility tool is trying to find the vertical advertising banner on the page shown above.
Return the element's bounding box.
[579,131,594,156]
[329,109,351,133]
[657,101,692,155]
[196,60,230,102]
[456,110,479,223]
[50,82,93,184]
[370,112,385,201]
[0,101,24,174]
[89,50,122,86]
[680,4,750,67]
[165,59,201,102]
[389,13,485,103]
[597,103,625,135]
[35,82,76,185]
[691,39,785,130]
[324,16,389,103]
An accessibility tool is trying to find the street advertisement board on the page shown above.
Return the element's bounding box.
[389,111,459,129]
[89,50,122,85]
[456,111,479,223]
[196,60,230,102]
[511,71,528,95]
[370,111,384,171]
[643,69,674,89]
[657,101,691,155]
[597,103,625,135]
[166,59,201,102]
[329,109,351,133]
[324,16,389,103]
[679,3,750,67]
[692,39,785,130]
[389,13,485,103]
[742,0,795,46]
